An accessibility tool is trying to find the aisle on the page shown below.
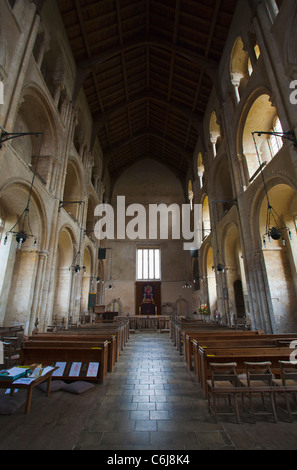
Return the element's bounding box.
[74,332,236,450]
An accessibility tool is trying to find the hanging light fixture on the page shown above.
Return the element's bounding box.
[252,132,293,247]
[0,127,44,249]
[212,250,229,274]
[182,281,192,289]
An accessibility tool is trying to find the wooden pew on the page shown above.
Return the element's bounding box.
[29,333,117,373]
[0,325,24,338]
[74,316,129,358]
[20,340,109,383]
[195,345,294,397]
[170,316,230,351]
[191,333,297,374]
[183,330,264,370]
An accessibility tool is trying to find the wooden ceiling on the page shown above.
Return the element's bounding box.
[56,0,238,185]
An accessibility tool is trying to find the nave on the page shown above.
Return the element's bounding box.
[1,331,297,451]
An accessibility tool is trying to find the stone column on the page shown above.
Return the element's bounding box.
[249,0,297,131]
[29,250,48,333]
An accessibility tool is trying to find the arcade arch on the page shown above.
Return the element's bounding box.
[53,227,75,324]
[0,182,46,332]
[256,183,297,332]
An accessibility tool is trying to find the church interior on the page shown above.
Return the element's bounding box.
[0,0,297,452]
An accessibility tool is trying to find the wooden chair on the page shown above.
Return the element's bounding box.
[3,341,20,368]
[239,361,278,423]
[207,362,241,423]
[273,361,297,422]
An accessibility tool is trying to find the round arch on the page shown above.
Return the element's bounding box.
[0,180,48,330]
[230,36,250,102]
[237,89,283,183]
[62,158,84,220]
[12,84,61,189]
[251,179,297,332]
[53,226,76,324]
[221,221,248,322]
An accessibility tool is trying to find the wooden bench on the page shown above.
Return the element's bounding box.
[29,333,117,373]
[170,316,231,352]
[187,333,297,371]
[20,340,109,383]
[0,325,24,338]
[207,383,297,423]
[196,346,295,397]
[183,330,264,370]
[73,318,129,358]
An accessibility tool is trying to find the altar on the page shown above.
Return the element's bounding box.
[139,302,157,316]
[136,282,161,316]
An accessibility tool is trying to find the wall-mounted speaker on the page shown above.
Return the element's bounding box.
[98,248,106,259]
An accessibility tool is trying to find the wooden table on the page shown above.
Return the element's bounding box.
[0,367,57,414]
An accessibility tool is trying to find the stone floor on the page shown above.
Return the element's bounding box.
[1,331,297,452]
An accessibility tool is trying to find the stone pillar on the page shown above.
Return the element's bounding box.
[53,266,72,323]
[230,73,242,105]
[5,249,39,334]
[249,249,275,333]
[29,250,48,333]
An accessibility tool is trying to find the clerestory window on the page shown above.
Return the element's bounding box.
[137,248,161,281]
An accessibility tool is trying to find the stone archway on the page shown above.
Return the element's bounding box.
[258,183,297,332]
[0,182,46,332]
[53,228,75,325]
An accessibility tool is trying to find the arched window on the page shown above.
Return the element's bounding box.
[230,37,250,103]
[242,94,282,181]
[268,116,283,158]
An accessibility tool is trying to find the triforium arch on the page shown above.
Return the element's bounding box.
[230,36,250,103]
[238,89,284,185]
[197,151,205,189]
[85,195,97,240]
[251,178,297,333]
[12,85,60,193]
[209,110,221,158]
[0,180,47,333]
[210,153,234,221]
[62,158,85,220]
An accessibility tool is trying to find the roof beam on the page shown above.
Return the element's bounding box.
[90,91,203,148]
[72,34,218,102]
[104,128,193,164]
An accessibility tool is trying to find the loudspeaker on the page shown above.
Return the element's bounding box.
[98,248,106,259]
[190,249,199,258]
